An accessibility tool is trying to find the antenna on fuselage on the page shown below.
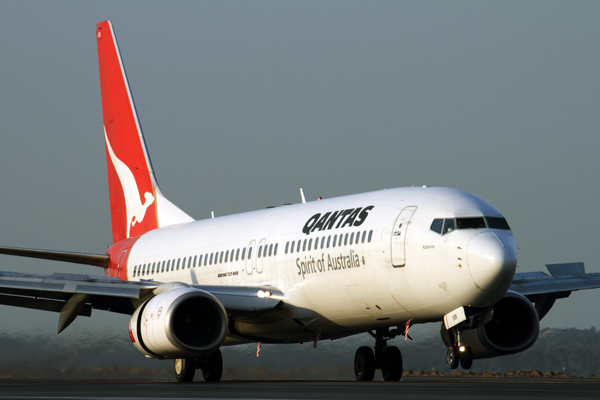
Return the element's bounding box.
[300,188,306,204]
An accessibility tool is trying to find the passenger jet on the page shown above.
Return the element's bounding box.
[1,21,600,382]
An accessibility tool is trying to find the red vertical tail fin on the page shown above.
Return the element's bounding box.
[96,21,193,244]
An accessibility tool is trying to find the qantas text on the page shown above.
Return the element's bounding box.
[302,206,374,235]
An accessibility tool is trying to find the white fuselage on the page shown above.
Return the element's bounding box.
[126,187,517,342]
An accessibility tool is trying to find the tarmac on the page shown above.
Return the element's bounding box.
[0,377,598,400]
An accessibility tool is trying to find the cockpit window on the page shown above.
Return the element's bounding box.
[442,219,455,234]
[430,218,455,235]
[431,216,510,235]
[430,219,443,234]
[486,217,511,230]
[456,217,487,229]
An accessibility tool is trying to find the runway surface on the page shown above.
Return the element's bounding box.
[0,377,598,400]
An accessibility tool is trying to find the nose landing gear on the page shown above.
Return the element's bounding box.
[354,327,403,381]
[445,328,473,370]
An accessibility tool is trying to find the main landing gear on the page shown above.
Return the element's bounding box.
[174,349,223,383]
[445,328,473,370]
[354,327,403,381]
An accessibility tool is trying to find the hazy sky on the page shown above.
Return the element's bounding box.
[0,0,599,337]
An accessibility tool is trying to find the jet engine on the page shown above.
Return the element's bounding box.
[441,290,539,359]
[130,287,228,358]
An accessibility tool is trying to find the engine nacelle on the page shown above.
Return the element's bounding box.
[441,290,539,359]
[129,287,228,358]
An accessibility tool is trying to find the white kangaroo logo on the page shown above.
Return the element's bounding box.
[105,130,155,238]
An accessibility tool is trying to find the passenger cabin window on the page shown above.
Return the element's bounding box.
[274,243,278,256]
[242,248,246,260]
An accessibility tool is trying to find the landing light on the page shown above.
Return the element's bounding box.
[459,346,466,353]
[257,290,272,298]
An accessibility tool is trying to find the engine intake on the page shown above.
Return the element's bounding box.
[441,290,539,359]
[130,287,228,358]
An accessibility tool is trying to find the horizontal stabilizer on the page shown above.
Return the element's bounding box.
[0,246,109,268]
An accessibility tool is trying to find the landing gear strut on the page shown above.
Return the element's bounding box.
[354,327,403,381]
[445,328,473,370]
[174,349,223,383]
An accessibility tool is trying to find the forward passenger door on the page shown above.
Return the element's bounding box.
[391,206,417,267]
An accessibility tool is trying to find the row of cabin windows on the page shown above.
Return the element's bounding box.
[284,230,373,254]
[132,242,278,278]
[132,229,375,278]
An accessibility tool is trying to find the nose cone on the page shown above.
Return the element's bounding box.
[468,232,517,297]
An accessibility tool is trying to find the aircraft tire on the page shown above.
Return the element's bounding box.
[446,346,459,369]
[354,346,376,381]
[460,346,473,369]
[202,349,223,382]
[381,346,403,381]
[174,358,196,382]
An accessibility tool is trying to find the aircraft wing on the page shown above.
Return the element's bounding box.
[509,262,600,319]
[0,271,282,332]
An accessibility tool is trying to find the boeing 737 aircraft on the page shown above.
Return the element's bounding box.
[1,21,600,382]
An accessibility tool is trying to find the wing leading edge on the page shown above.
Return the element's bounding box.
[0,271,281,333]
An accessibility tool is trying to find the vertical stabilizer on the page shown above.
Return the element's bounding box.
[96,21,193,244]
